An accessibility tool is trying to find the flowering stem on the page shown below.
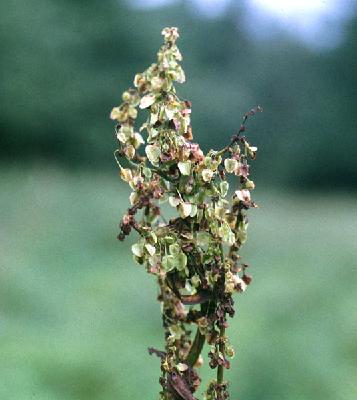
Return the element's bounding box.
[112,27,259,400]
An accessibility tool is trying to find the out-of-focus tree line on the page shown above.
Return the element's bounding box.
[1,0,356,189]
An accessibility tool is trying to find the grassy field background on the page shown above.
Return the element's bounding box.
[1,165,356,400]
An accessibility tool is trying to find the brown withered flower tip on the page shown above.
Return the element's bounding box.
[111,26,261,400]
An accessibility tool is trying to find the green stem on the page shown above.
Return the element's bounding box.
[217,243,226,385]
[185,301,211,367]
[185,327,205,367]
[186,301,211,367]
[217,326,225,384]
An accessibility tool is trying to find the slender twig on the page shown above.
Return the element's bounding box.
[216,105,262,156]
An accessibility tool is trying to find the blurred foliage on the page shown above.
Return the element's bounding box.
[1,1,356,189]
[0,167,356,399]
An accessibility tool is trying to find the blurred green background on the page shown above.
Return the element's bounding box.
[1,1,356,399]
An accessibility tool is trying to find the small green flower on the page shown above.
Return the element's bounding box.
[161,27,180,42]
[116,125,133,143]
[131,242,144,257]
[176,252,187,271]
[220,181,229,197]
[162,254,175,272]
[197,231,210,250]
[120,168,133,182]
[132,132,144,149]
[235,189,251,202]
[145,243,156,256]
[191,274,201,287]
[145,144,161,165]
[178,202,193,218]
[202,168,214,182]
[176,363,188,372]
[162,251,187,272]
[178,161,191,176]
[168,196,181,207]
[245,142,258,159]
[169,243,181,255]
[245,179,255,190]
[142,167,152,179]
[224,158,238,173]
[139,94,156,109]
[128,106,137,119]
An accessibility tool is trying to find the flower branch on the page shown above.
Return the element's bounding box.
[111,27,260,400]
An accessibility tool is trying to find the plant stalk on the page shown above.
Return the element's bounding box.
[185,301,210,367]
[185,327,205,367]
[217,243,226,385]
[217,325,225,384]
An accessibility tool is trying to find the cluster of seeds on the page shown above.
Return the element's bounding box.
[111,27,261,400]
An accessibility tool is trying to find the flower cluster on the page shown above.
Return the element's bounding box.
[111,27,261,400]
